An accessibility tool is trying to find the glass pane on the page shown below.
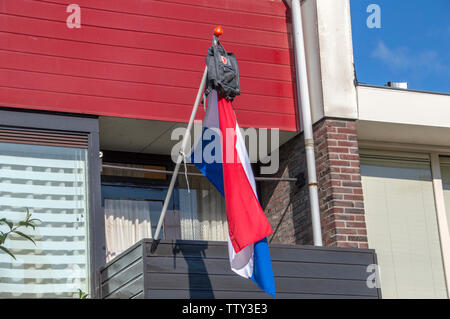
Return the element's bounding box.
[361,156,447,299]
[102,162,166,180]
[104,199,163,262]
[178,165,228,241]
[0,142,89,298]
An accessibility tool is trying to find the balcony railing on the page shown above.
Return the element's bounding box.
[98,239,381,299]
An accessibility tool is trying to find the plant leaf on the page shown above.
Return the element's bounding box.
[0,233,7,245]
[0,245,16,260]
[12,231,36,245]
[0,219,13,230]
[17,221,36,230]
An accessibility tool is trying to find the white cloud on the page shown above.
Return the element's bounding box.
[371,40,449,75]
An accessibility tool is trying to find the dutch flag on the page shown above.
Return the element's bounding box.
[190,90,276,298]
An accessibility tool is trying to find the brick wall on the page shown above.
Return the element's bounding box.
[259,134,313,245]
[314,119,368,248]
[259,118,368,248]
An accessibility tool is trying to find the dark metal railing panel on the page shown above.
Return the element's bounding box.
[99,239,381,299]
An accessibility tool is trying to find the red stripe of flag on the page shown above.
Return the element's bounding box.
[217,94,273,253]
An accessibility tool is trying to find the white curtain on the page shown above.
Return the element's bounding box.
[178,167,228,241]
[104,199,154,262]
[0,142,89,298]
[179,189,199,240]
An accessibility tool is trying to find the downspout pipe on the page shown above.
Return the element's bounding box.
[289,0,323,246]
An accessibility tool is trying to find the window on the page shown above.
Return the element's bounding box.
[101,158,228,261]
[107,200,163,241]
[102,184,169,262]
[440,157,450,236]
[178,165,228,242]
[361,153,447,298]
[104,199,163,262]
[0,142,90,298]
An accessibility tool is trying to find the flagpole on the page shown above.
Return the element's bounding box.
[151,65,207,250]
[151,27,224,251]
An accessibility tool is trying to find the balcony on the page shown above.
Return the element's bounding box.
[99,239,381,299]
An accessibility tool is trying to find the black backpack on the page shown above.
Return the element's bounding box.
[204,36,241,101]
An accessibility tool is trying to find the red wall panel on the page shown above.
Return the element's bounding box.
[0,0,298,131]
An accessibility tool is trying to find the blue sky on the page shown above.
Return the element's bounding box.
[350,0,450,93]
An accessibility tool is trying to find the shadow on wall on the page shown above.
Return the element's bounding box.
[257,133,313,246]
[172,240,214,298]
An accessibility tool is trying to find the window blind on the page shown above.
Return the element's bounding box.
[0,133,90,298]
[0,128,88,148]
[439,157,450,237]
[360,155,447,299]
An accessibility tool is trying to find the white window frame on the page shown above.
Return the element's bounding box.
[359,141,450,298]
[0,109,102,298]
[430,154,450,298]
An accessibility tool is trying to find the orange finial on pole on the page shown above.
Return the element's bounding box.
[214,25,223,37]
